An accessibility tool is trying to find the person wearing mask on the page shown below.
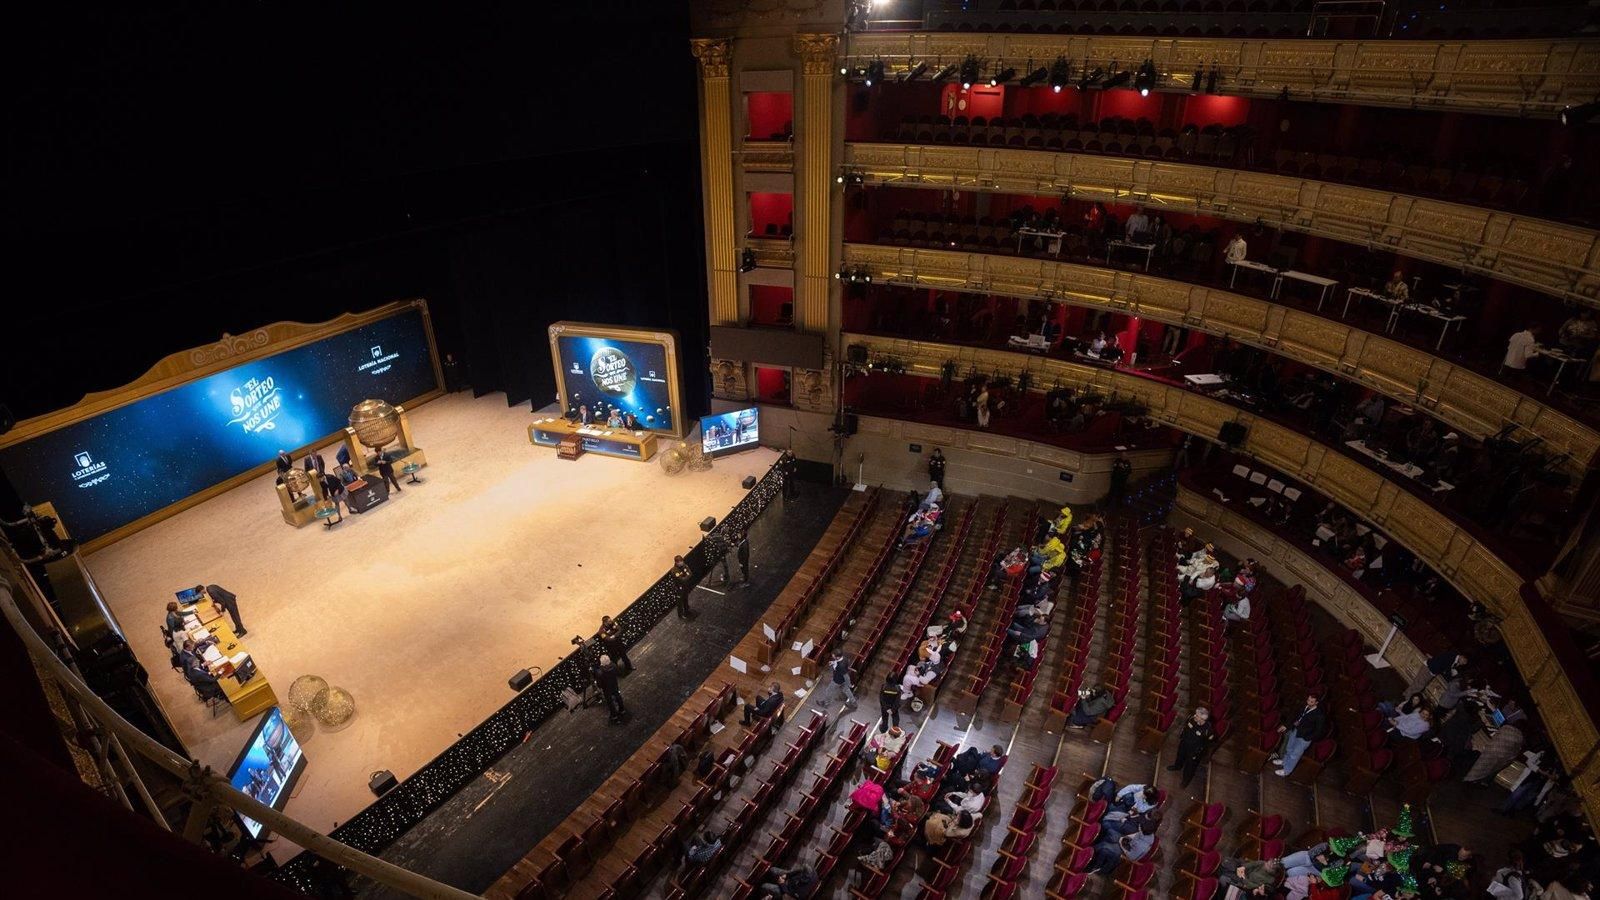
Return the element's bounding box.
[866,725,909,771]
[1168,707,1217,787]
[606,407,624,428]
[1503,323,1543,374]
[201,584,246,636]
[671,555,695,620]
[825,650,857,712]
[1030,535,1066,575]
[877,671,902,733]
[742,683,783,726]
[927,448,946,489]
[1383,271,1410,302]
[1273,693,1328,777]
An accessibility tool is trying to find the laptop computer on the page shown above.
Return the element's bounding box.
[175,586,204,605]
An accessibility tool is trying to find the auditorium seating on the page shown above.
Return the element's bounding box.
[949,513,1042,714]
[912,503,1014,707]
[977,762,1054,900]
[1042,546,1105,731]
[1089,519,1143,743]
[800,494,915,678]
[758,489,882,664]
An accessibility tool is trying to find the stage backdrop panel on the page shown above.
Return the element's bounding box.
[0,307,438,543]
[549,322,683,437]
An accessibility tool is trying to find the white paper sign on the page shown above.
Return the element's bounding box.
[791,667,803,676]
[729,656,748,674]
[763,623,778,641]
[799,639,815,658]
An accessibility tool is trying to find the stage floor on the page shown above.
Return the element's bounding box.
[85,391,778,842]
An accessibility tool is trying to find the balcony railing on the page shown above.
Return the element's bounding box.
[841,242,1600,477]
[840,33,1600,117]
[845,142,1600,306]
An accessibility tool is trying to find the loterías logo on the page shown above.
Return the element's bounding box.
[71,450,110,488]
[359,344,400,376]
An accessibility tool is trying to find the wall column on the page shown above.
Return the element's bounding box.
[793,33,838,335]
[692,38,738,326]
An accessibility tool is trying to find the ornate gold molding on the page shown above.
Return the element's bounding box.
[844,142,1600,307]
[845,330,1599,816]
[690,37,732,79]
[792,32,840,76]
[842,34,1600,117]
[841,242,1599,476]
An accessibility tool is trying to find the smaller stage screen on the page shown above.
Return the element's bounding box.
[226,707,306,839]
[701,407,760,455]
[554,334,676,434]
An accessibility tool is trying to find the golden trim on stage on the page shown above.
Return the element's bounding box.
[546,321,687,439]
[2,299,445,553]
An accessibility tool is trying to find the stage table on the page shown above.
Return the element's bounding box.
[343,477,389,514]
[1106,239,1156,271]
[1344,439,1455,494]
[1534,346,1588,395]
[1279,270,1339,308]
[1015,228,1064,256]
[529,417,660,461]
[1343,286,1403,321]
[180,596,277,722]
[1394,303,1468,350]
[1228,259,1282,298]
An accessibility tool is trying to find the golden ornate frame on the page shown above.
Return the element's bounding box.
[547,322,686,439]
[1,299,444,552]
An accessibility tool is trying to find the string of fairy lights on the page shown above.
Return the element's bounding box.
[271,453,792,892]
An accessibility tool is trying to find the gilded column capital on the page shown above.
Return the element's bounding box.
[793,33,840,76]
[690,38,732,79]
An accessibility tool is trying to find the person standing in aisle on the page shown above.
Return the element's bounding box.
[1109,456,1132,507]
[593,654,625,723]
[825,650,857,711]
[877,671,903,733]
[928,448,946,489]
[671,555,695,619]
[1167,707,1217,788]
[734,530,752,586]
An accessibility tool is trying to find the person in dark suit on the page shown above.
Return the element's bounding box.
[1167,707,1217,787]
[275,451,294,475]
[369,455,403,493]
[1273,694,1327,777]
[303,452,326,476]
[735,531,751,585]
[593,654,625,723]
[202,584,246,636]
[743,682,783,726]
[672,555,695,619]
[183,658,224,700]
[928,448,946,488]
[577,404,593,425]
[599,615,632,674]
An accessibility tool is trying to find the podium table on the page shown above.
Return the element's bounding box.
[343,478,390,513]
[529,418,660,461]
[182,597,277,722]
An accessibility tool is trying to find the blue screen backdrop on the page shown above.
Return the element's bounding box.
[555,335,675,433]
[0,310,437,541]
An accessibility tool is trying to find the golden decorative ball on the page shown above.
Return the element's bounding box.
[348,399,401,451]
[287,675,329,713]
[282,467,311,494]
[310,686,356,727]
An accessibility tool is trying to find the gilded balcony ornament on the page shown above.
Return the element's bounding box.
[690,38,732,79]
[792,32,838,76]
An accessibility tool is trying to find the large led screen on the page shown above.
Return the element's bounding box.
[0,309,437,541]
[226,707,307,839]
[553,332,677,434]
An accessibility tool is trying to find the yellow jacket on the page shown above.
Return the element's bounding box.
[1050,506,1073,535]
[1036,537,1066,570]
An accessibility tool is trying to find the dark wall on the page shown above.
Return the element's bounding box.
[4,1,706,422]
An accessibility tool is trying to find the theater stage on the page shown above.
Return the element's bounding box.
[84,390,779,842]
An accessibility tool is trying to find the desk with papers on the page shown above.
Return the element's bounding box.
[529,417,660,462]
[177,595,278,722]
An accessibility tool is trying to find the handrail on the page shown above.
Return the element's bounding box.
[0,573,480,900]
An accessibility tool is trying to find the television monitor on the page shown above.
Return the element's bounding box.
[226,707,306,839]
[174,586,204,604]
[701,408,760,455]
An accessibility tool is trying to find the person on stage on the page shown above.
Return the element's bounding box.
[593,654,625,723]
[202,583,247,636]
[369,454,403,493]
[599,615,632,674]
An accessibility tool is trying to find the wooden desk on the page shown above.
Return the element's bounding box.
[528,418,660,462]
[182,598,278,722]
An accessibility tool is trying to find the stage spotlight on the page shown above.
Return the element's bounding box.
[1080,66,1105,90]
[739,248,757,273]
[1019,66,1048,88]
[1561,100,1600,126]
[932,63,958,84]
[1135,60,1157,96]
[988,67,1015,87]
[865,59,885,86]
[959,55,980,89]
[904,61,929,82]
[1104,68,1131,90]
[1048,56,1072,93]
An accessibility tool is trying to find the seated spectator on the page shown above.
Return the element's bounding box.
[867,726,909,768]
[988,546,1027,588]
[757,864,816,899]
[922,810,978,848]
[1112,783,1159,815]
[938,785,987,816]
[976,744,1005,776]
[901,662,936,696]
[742,683,784,726]
[1379,695,1434,741]
[1089,815,1160,874]
[1069,684,1115,727]
[681,829,722,866]
[1218,857,1285,897]
[1030,535,1066,574]
[1223,592,1252,624]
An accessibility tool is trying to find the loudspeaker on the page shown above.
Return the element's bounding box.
[369,770,398,797]
[843,413,859,436]
[846,344,868,365]
[1218,421,1248,446]
[508,668,533,692]
[699,516,717,532]
[741,475,757,489]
